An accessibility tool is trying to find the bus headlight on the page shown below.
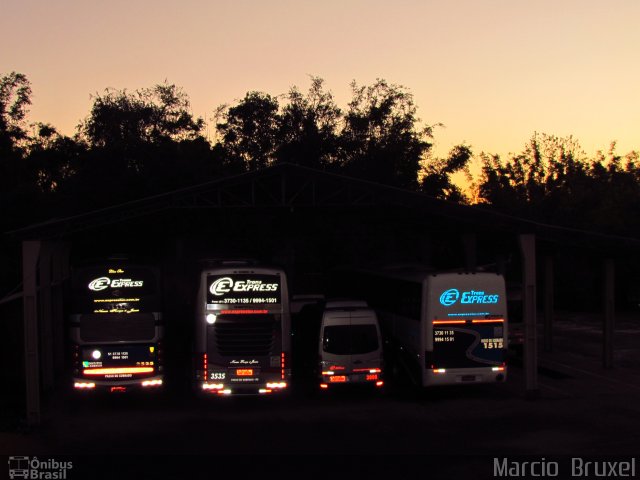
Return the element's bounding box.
[206,314,217,325]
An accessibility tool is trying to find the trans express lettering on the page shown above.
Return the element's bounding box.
[439,288,499,306]
[88,277,144,291]
[461,290,499,304]
[209,277,278,296]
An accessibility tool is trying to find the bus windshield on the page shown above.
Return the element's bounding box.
[323,325,379,355]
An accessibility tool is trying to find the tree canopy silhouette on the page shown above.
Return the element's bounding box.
[420,144,473,202]
[214,78,433,189]
[0,72,32,189]
[64,82,214,210]
[476,134,640,235]
[215,91,280,172]
[80,83,204,150]
[2,72,639,239]
[277,77,341,169]
[340,79,432,189]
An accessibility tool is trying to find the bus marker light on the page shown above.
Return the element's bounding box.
[472,319,504,324]
[354,368,381,373]
[433,320,466,325]
[83,367,154,375]
[320,384,328,389]
[220,309,268,315]
[492,366,505,372]
[329,376,347,383]
[218,389,232,395]
[74,382,95,389]
[376,381,384,387]
[321,371,334,375]
[202,383,224,390]
[142,379,163,387]
[433,369,446,374]
[266,382,287,389]
[281,352,286,380]
[259,389,273,394]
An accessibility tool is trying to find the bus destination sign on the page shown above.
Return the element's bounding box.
[207,274,281,305]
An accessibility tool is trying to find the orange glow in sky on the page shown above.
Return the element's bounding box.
[2,0,638,158]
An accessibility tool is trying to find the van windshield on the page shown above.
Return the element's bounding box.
[322,324,379,355]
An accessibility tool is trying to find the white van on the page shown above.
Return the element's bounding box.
[318,300,384,389]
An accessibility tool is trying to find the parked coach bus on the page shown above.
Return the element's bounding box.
[69,263,164,392]
[338,266,508,387]
[195,261,291,395]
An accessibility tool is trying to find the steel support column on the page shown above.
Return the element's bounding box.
[519,234,538,397]
[543,255,554,352]
[52,242,70,380]
[603,258,615,369]
[39,242,54,390]
[23,240,41,426]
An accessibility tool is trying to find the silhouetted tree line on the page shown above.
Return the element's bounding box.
[1,71,639,237]
[476,134,640,236]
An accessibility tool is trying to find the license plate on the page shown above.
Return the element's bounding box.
[461,375,476,382]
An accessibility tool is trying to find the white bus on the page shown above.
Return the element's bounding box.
[195,261,291,395]
[339,267,507,387]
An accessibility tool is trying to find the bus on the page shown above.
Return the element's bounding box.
[195,261,291,395]
[69,263,164,392]
[336,266,507,387]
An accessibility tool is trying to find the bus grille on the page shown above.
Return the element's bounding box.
[79,313,156,342]
[211,316,276,357]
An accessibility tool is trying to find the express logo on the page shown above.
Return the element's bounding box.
[209,277,279,297]
[88,277,144,291]
[210,277,234,296]
[439,288,500,306]
[439,288,460,306]
[88,277,111,291]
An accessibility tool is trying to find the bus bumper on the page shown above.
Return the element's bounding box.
[425,367,507,386]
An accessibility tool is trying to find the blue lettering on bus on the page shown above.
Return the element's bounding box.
[440,289,500,306]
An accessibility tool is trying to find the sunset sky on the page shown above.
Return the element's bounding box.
[3,0,639,159]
